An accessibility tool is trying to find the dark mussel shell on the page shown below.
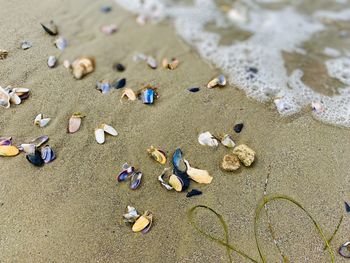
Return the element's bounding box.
[112,78,126,89]
[26,149,44,167]
[188,87,200,93]
[173,168,190,192]
[345,201,350,213]
[186,189,202,197]
[114,63,125,72]
[130,171,142,190]
[18,91,30,100]
[117,169,133,182]
[234,123,244,133]
[41,145,56,163]
[172,148,186,172]
[339,241,350,258]
[40,21,58,36]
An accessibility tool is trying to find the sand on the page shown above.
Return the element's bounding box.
[1,0,349,262]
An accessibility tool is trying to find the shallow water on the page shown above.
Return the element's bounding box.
[115,0,350,127]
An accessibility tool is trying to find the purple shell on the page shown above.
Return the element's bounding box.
[0,138,12,146]
[130,172,142,190]
[117,170,131,182]
[41,145,56,163]
[339,241,350,258]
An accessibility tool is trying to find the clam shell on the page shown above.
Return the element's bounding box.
[117,170,131,182]
[40,21,58,36]
[132,212,152,232]
[41,145,56,163]
[21,41,32,50]
[103,124,118,136]
[0,49,8,59]
[30,135,49,147]
[13,88,30,100]
[184,159,212,184]
[123,206,139,223]
[207,74,226,88]
[172,148,186,172]
[68,113,84,134]
[169,174,183,192]
[339,241,350,258]
[0,146,19,157]
[141,213,153,234]
[0,86,10,108]
[168,58,179,70]
[9,91,21,105]
[198,131,219,147]
[162,58,168,68]
[121,88,136,101]
[173,168,190,191]
[72,57,95,79]
[141,88,155,104]
[34,114,51,128]
[130,171,142,190]
[147,56,157,69]
[19,144,36,154]
[147,146,167,164]
[221,134,235,148]
[26,149,44,166]
[54,37,68,51]
[47,55,57,68]
[95,128,105,144]
[158,168,174,190]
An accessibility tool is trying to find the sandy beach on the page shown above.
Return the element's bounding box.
[1,0,350,262]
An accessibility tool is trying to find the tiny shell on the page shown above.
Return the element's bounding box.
[198,131,219,147]
[339,241,350,258]
[158,168,174,190]
[47,56,57,68]
[114,63,125,72]
[95,128,105,144]
[0,137,12,146]
[168,58,179,70]
[232,144,255,167]
[40,21,58,36]
[147,146,167,164]
[121,88,136,101]
[21,41,32,50]
[101,24,118,35]
[112,78,126,89]
[0,146,19,157]
[0,86,10,108]
[30,135,49,147]
[63,60,71,69]
[102,124,118,136]
[221,154,241,171]
[123,206,139,223]
[147,56,157,69]
[34,114,51,127]
[41,145,56,163]
[234,123,244,133]
[220,134,235,148]
[184,159,212,184]
[100,5,112,13]
[68,113,85,133]
[207,74,226,88]
[54,37,68,51]
[72,57,95,79]
[9,91,21,105]
[169,174,183,192]
[96,80,111,94]
[188,87,200,93]
[0,49,8,59]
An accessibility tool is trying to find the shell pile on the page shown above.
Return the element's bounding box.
[0,86,30,109]
[123,206,153,234]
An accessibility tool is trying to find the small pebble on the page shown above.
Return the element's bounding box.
[188,87,200,93]
[186,189,202,197]
[55,37,68,51]
[47,56,57,68]
[232,144,255,167]
[100,6,112,13]
[21,41,32,50]
[234,123,244,133]
[221,154,240,171]
[114,63,125,72]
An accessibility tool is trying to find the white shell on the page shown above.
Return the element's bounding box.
[147,56,157,69]
[221,134,235,148]
[9,91,21,105]
[13,88,30,93]
[34,114,50,127]
[55,37,67,51]
[47,55,57,68]
[198,131,219,147]
[0,86,10,108]
[95,128,105,144]
[19,143,35,154]
[103,124,118,136]
[34,114,43,124]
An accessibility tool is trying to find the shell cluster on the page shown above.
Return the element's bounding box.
[198,131,235,148]
[0,86,30,109]
[94,123,118,144]
[117,163,143,190]
[123,206,153,234]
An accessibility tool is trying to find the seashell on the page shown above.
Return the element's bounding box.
[54,37,68,51]
[121,88,136,101]
[198,131,219,147]
[0,137,12,146]
[9,91,21,105]
[168,58,179,70]
[0,86,10,108]
[169,174,183,192]
[68,112,85,133]
[47,55,57,68]
[123,206,139,223]
[133,53,147,62]
[130,171,142,190]
[0,146,19,157]
[40,21,58,36]
[207,74,226,88]
[117,170,131,182]
[114,63,125,72]
[141,212,153,234]
[147,146,167,164]
[19,143,36,154]
[147,56,157,69]
[94,128,105,144]
[101,24,118,35]
[0,49,8,59]
[158,168,174,190]
[344,201,350,213]
[100,5,112,13]
[234,123,244,133]
[34,114,51,127]
[63,60,71,69]
[102,124,118,136]
[141,88,155,104]
[220,134,235,148]
[173,168,190,191]
[186,189,202,198]
[96,80,111,94]
[232,144,255,167]
[132,211,152,232]
[311,101,325,113]
[71,57,95,79]
[172,148,186,172]
[13,88,30,100]
[21,41,32,50]
[112,78,126,89]
[30,135,49,147]
[339,241,350,258]
[26,149,44,166]
[162,58,168,68]
[221,154,241,171]
[41,145,56,163]
[188,87,200,93]
[184,159,212,184]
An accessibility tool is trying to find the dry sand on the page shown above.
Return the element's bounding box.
[1,0,350,262]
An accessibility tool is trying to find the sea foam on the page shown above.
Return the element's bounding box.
[115,0,350,127]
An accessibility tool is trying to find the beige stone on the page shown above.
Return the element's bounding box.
[221,154,241,171]
[232,144,255,167]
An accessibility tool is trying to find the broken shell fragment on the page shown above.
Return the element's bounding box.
[21,41,32,50]
[198,131,219,147]
[158,168,174,190]
[68,112,85,134]
[101,24,118,35]
[130,171,142,190]
[0,49,8,59]
[339,241,350,258]
[207,74,226,88]
[112,78,126,89]
[147,146,167,164]
[96,80,111,94]
[54,37,68,51]
[184,159,212,184]
[94,128,105,144]
[232,144,255,167]
[41,145,56,163]
[26,149,44,166]
[172,148,186,172]
[121,88,136,101]
[0,86,10,108]
[123,206,139,223]
[221,154,241,171]
[63,60,71,69]
[30,135,49,148]
[132,211,152,233]
[147,56,157,69]
[72,57,95,79]
[220,134,235,148]
[34,114,51,128]
[47,55,57,68]
[0,146,19,157]
[173,167,190,191]
[40,21,58,36]
[19,144,36,154]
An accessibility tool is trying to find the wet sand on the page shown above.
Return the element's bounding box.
[1,0,350,262]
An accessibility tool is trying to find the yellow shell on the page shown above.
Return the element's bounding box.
[147,146,166,164]
[184,160,213,184]
[132,215,150,232]
[0,146,19,157]
[169,174,182,192]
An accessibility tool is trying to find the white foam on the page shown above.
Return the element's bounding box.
[115,0,350,127]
